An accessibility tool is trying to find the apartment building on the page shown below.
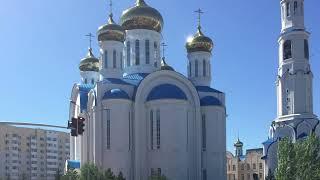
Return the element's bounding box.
[0,124,70,180]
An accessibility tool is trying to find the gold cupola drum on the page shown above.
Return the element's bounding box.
[120,0,164,32]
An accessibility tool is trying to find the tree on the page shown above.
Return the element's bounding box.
[80,163,100,180]
[149,174,167,180]
[275,133,320,180]
[102,168,116,180]
[116,172,125,180]
[62,169,79,180]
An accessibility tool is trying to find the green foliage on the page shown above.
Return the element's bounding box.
[62,169,80,180]
[63,163,126,180]
[275,133,320,180]
[149,174,167,180]
[80,163,100,180]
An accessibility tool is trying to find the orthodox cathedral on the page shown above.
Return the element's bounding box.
[68,0,226,180]
[262,0,320,178]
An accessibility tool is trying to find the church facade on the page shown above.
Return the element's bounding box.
[68,0,226,180]
[262,0,320,177]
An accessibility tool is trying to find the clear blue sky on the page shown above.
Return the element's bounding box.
[0,0,319,152]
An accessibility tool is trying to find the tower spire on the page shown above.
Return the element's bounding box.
[194,8,204,30]
[107,0,115,24]
[85,33,94,50]
[109,0,113,16]
[136,0,147,6]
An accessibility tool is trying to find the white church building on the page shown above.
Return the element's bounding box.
[262,0,320,177]
[68,0,227,179]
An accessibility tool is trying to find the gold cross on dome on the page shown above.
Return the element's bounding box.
[85,33,94,49]
[194,8,204,28]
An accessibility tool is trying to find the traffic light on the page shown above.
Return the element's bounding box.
[77,117,85,135]
[69,117,78,137]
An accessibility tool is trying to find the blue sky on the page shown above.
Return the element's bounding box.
[0,0,319,152]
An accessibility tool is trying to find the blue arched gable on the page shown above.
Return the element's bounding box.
[79,84,95,112]
[146,84,187,102]
[103,89,130,100]
[200,96,222,106]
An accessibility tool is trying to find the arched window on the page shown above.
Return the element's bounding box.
[156,109,160,149]
[127,41,131,67]
[104,50,108,68]
[120,52,123,70]
[113,50,117,68]
[203,59,206,77]
[135,40,140,65]
[91,79,94,84]
[145,40,150,64]
[195,60,199,77]
[202,114,206,151]
[106,109,111,150]
[84,78,87,84]
[150,110,154,149]
[294,1,298,15]
[304,39,309,59]
[154,42,158,59]
[189,62,192,77]
[283,40,292,60]
[286,2,290,17]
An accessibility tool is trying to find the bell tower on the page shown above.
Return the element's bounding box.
[277,0,312,117]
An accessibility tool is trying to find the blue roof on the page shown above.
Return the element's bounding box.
[200,96,222,106]
[103,89,130,100]
[297,132,308,139]
[79,84,95,112]
[196,86,223,93]
[147,84,188,102]
[102,78,131,85]
[262,138,275,146]
[123,73,150,86]
[67,160,80,169]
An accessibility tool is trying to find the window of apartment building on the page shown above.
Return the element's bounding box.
[233,165,236,171]
[241,174,244,180]
[247,174,250,180]
[241,164,244,170]
[259,163,262,169]
[253,163,256,169]
[247,163,250,170]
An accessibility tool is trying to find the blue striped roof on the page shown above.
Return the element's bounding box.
[200,96,222,106]
[147,84,187,101]
[67,160,80,169]
[102,78,131,85]
[196,86,223,93]
[103,89,130,100]
[79,84,95,112]
[123,73,150,86]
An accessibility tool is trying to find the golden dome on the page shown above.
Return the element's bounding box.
[186,26,213,53]
[120,0,164,32]
[79,48,100,72]
[97,14,125,42]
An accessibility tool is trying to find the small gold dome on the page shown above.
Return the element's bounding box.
[79,48,100,72]
[234,138,243,147]
[97,14,125,42]
[120,0,164,32]
[160,57,174,71]
[186,26,213,53]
